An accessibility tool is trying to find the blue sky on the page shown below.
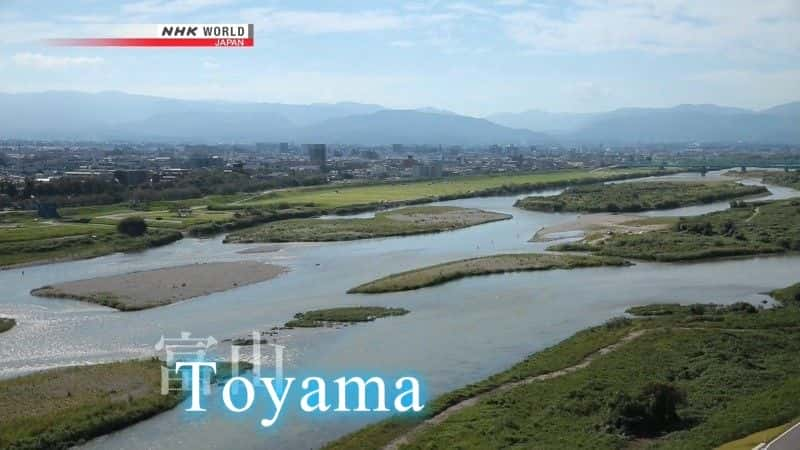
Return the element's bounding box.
[0,0,798,115]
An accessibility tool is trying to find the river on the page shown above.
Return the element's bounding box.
[0,170,798,449]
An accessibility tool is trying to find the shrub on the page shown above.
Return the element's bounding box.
[117,216,147,236]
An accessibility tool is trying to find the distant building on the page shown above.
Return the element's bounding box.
[114,169,150,186]
[413,161,443,178]
[306,144,327,171]
[279,142,290,153]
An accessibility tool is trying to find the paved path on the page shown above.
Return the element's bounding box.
[765,422,800,450]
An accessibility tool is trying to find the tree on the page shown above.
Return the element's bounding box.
[117,216,147,236]
[608,382,686,436]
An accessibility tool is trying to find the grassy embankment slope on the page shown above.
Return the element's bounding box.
[348,254,630,294]
[552,198,800,261]
[225,206,510,243]
[0,317,15,333]
[0,168,670,268]
[326,284,800,450]
[285,306,409,327]
[515,181,768,213]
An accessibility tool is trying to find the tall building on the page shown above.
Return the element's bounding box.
[306,144,327,171]
[279,142,289,153]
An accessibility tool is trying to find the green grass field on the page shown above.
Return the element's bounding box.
[234,168,668,209]
[327,286,800,450]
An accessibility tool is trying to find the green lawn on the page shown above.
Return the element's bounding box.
[235,168,669,209]
[0,221,115,243]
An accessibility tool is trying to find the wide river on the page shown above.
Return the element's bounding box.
[1,170,798,449]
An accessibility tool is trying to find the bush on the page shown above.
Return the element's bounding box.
[117,217,147,236]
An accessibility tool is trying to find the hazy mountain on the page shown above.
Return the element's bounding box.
[1,91,798,144]
[761,101,800,119]
[0,91,382,140]
[119,111,295,142]
[487,110,598,133]
[490,103,800,144]
[298,110,550,145]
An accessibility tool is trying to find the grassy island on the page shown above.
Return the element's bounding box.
[30,261,287,311]
[284,306,409,327]
[326,283,800,450]
[348,253,630,294]
[225,206,510,243]
[551,198,800,261]
[0,317,15,334]
[514,181,768,213]
[762,171,800,190]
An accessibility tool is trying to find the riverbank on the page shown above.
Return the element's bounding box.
[515,181,768,213]
[552,198,800,261]
[0,228,182,269]
[30,261,287,311]
[225,206,511,243]
[326,283,800,450]
[0,318,14,334]
[0,359,181,450]
[348,254,630,294]
[285,307,410,327]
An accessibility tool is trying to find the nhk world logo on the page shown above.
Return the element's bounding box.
[48,24,254,47]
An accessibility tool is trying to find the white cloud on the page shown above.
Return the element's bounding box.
[121,0,234,16]
[503,0,800,54]
[202,60,221,70]
[12,53,104,69]
[390,40,416,48]
[244,9,405,34]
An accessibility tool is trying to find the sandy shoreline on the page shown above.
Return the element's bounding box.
[532,213,669,242]
[31,261,287,311]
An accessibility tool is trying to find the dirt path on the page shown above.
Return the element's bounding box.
[383,329,649,450]
[745,206,760,223]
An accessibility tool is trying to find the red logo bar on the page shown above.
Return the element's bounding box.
[47,37,254,47]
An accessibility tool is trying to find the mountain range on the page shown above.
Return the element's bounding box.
[0,91,797,145]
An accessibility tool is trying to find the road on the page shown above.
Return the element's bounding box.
[765,422,800,450]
